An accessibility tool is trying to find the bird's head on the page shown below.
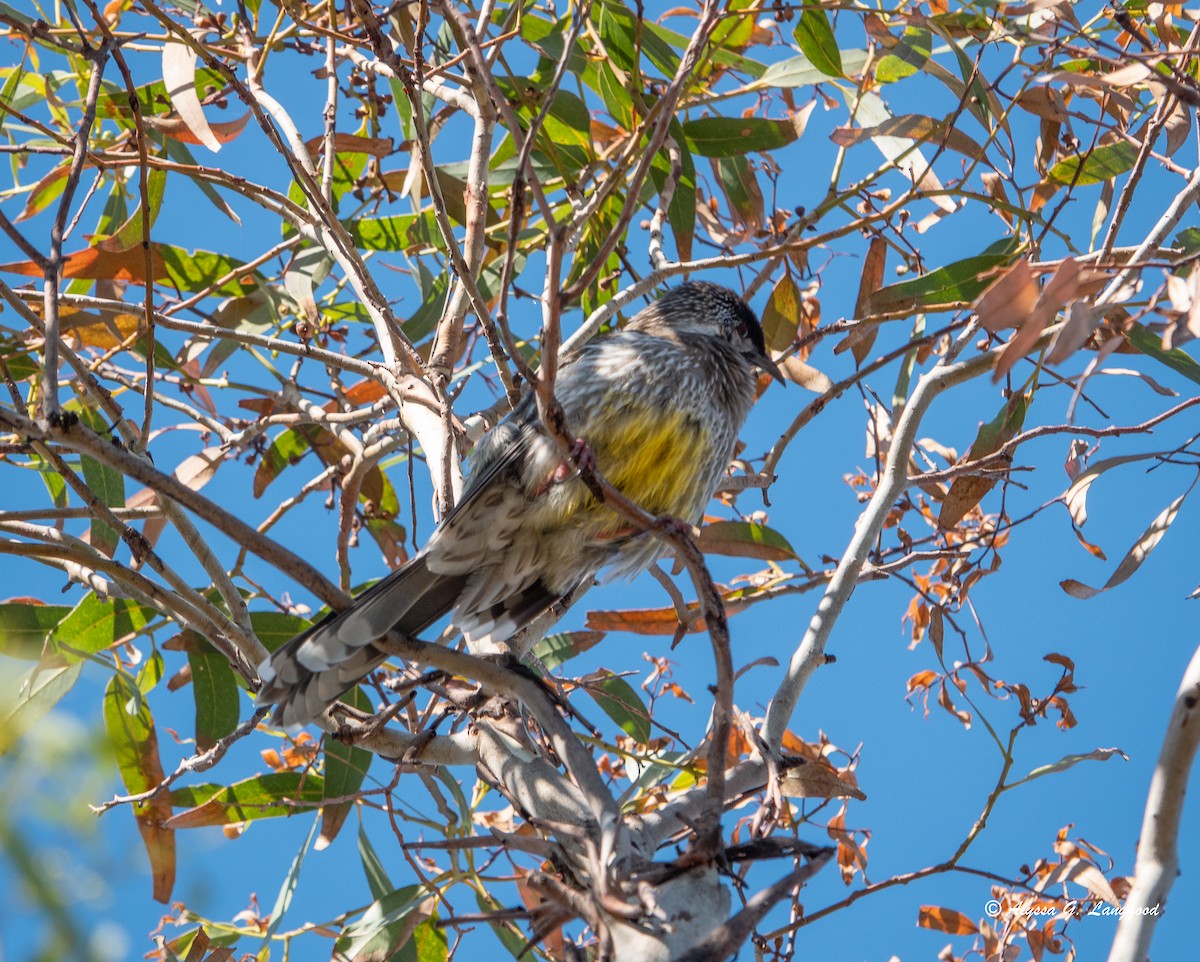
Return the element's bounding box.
[629,281,785,384]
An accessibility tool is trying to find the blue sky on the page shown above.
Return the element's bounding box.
[3,2,1200,960]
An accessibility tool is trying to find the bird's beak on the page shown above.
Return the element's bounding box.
[755,349,786,385]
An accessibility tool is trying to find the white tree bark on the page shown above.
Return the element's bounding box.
[1106,640,1200,962]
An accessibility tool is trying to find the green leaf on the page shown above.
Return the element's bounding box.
[0,602,71,660]
[682,117,798,157]
[253,427,314,496]
[598,0,681,78]
[28,449,68,509]
[530,630,606,671]
[760,274,802,352]
[793,7,843,78]
[104,673,175,901]
[263,815,319,943]
[697,521,799,562]
[347,212,436,252]
[137,646,164,695]
[168,772,326,827]
[1048,142,1138,186]
[0,662,82,755]
[320,686,373,848]
[1176,227,1200,257]
[757,49,868,88]
[187,647,239,752]
[53,595,157,657]
[157,245,261,297]
[876,24,932,83]
[474,888,527,959]
[1124,323,1200,386]
[0,3,35,27]
[18,161,69,221]
[713,154,764,232]
[250,611,313,653]
[95,168,167,252]
[592,58,635,129]
[938,391,1030,529]
[410,920,449,962]
[0,59,27,135]
[405,268,450,343]
[930,26,1000,132]
[69,404,124,557]
[336,885,429,960]
[866,237,1022,314]
[657,119,697,263]
[585,671,652,744]
[359,823,394,900]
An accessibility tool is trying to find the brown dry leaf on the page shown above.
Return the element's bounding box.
[835,236,887,366]
[0,245,167,282]
[1073,527,1107,560]
[128,447,225,547]
[779,355,834,392]
[1063,439,1089,482]
[61,307,141,350]
[829,114,992,166]
[663,682,693,703]
[301,132,395,158]
[1163,99,1192,157]
[1162,263,1200,348]
[854,238,888,313]
[1047,299,1099,364]
[995,257,1081,382]
[974,258,1037,332]
[980,172,1014,225]
[790,98,817,140]
[827,809,868,884]
[1096,62,1153,87]
[514,867,567,960]
[778,758,866,800]
[1016,86,1070,123]
[938,680,972,728]
[1063,452,1162,527]
[585,592,748,635]
[1037,117,1062,175]
[342,379,389,406]
[473,806,516,833]
[1061,484,1191,599]
[260,749,286,771]
[161,39,225,152]
[907,669,940,694]
[695,194,746,247]
[1036,857,1120,906]
[917,905,979,935]
[1030,178,1061,213]
[142,112,250,146]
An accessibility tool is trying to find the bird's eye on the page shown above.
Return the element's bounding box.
[735,320,748,339]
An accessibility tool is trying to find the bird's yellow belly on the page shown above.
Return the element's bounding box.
[539,404,714,534]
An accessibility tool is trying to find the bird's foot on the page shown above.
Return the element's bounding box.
[649,514,696,541]
[568,436,598,475]
[547,437,598,490]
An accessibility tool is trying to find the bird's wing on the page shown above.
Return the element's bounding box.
[256,400,556,726]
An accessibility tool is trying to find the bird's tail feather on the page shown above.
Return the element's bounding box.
[256,552,466,728]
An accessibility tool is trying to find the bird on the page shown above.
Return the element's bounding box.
[256,281,783,727]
